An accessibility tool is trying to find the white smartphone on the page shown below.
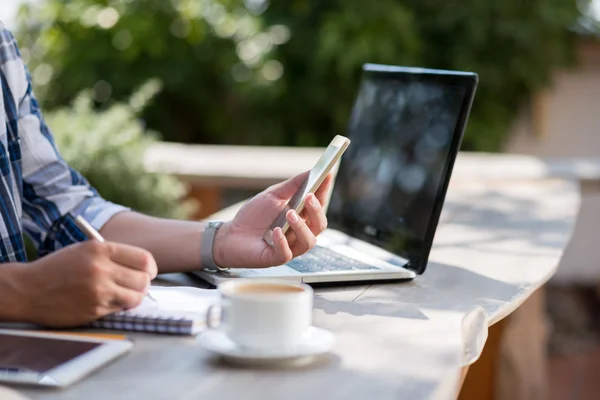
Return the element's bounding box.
[263,135,351,246]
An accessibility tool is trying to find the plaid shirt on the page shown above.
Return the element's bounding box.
[0,22,127,262]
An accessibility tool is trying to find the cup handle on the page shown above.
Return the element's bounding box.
[205,304,221,329]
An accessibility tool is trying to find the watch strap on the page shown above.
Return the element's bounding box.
[201,221,225,270]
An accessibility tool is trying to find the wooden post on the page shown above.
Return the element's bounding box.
[494,288,549,400]
[186,184,223,220]
[457,287,549,400]
[458,318,508,400]
[532,90,549,139]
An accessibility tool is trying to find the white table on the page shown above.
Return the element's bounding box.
[13,174,579,400]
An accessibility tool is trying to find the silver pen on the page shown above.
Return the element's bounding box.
[74,215,157,302]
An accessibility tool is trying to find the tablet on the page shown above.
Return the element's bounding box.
[0,329,132,388]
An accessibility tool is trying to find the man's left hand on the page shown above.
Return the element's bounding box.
[213,172,333,268]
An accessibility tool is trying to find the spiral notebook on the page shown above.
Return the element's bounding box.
[88,286,220,335]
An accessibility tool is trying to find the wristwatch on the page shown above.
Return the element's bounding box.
[201,221,229,272]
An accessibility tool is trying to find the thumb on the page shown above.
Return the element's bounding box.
[268,171,310,200]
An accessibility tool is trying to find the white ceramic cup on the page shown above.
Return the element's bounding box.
[206,279,313,350]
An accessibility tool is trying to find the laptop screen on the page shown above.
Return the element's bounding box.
[327,65,477,274]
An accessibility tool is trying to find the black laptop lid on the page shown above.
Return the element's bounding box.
[327,64,478,274]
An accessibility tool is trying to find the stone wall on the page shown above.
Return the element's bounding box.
[505,39,600,284]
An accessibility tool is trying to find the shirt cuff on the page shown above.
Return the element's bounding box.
[71,196,131,231]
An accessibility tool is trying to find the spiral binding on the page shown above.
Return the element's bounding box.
[89,311,195,335]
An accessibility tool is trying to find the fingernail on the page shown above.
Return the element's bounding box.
[288,210,299,223]
[275,228,283,239]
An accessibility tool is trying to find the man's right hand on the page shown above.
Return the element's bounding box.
[13,240,157,327]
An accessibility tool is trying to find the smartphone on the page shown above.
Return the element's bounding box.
[263,135,351,246]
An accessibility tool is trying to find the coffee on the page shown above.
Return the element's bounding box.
[232,283,305,294]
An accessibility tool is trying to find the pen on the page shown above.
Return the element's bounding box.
[36,330,130,341]
[74,215,157,302]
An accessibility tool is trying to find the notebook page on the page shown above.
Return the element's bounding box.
[123,286,220,320]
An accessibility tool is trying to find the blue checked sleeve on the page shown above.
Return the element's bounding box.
[1,26,129,255]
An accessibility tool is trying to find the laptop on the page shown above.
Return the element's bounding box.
[193,63,478,285]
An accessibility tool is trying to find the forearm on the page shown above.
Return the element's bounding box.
[99,212,208,273]
[0,264,31,322]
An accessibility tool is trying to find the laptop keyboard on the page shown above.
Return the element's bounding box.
[286,246,380,273]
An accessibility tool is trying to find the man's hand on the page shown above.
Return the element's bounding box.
[213,172,333,268]
[14,240,157,327]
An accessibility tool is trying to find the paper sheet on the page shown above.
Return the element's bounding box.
[122,286,220,320]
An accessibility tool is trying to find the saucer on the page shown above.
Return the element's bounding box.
[197,327,335,366]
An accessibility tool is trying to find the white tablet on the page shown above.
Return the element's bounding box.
[0,329,132,388]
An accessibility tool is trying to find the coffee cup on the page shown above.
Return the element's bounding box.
[206,279,313,350]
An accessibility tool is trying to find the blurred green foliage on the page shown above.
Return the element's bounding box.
[47,79,195,219]
[24,79,194,260]
[15,0,586,151]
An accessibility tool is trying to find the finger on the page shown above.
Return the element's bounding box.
[303,193,328,235]
[284,228,298,250]
[286,210,316,256]
[110,284,146,310]
[107,243,158,278]
[112,264,150,292]
[267,171,310,200]
[269,227,293,265]
[313,173,333,205]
